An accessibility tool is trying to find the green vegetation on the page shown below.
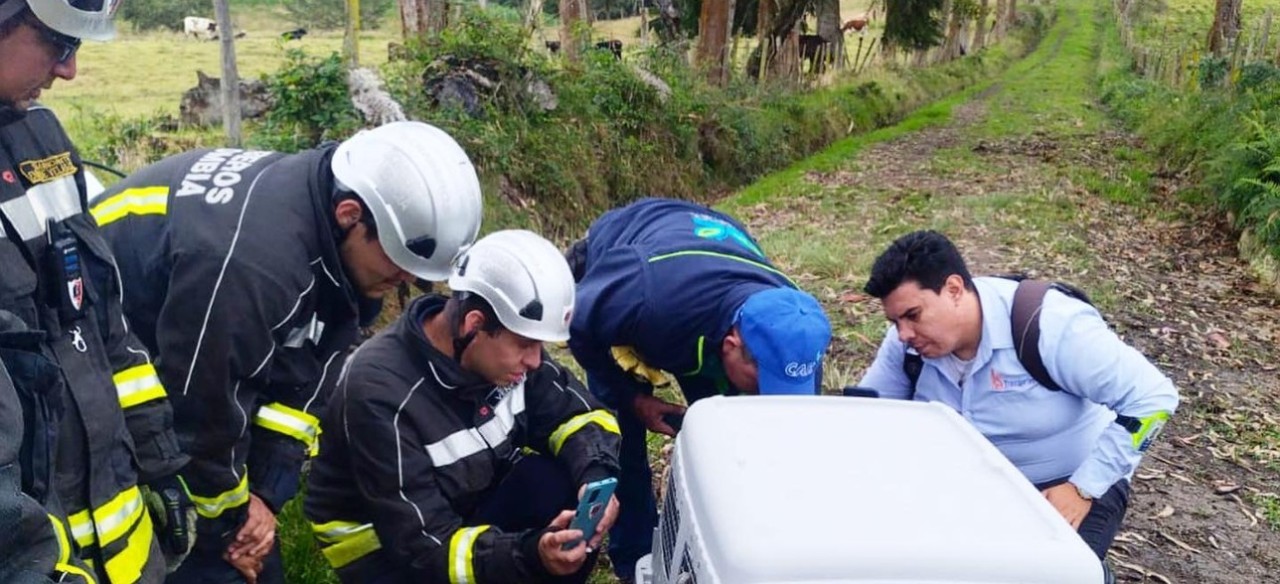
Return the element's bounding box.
[1100,1,1280,264]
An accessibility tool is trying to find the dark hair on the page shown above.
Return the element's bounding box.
[0,5,33,39]
[334,191,378,241]
[450,291,504,336]
[864,230,974,299]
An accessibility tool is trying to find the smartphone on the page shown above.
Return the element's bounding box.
[561,477,618,550]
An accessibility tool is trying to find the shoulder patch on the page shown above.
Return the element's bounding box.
[20,152,76,184]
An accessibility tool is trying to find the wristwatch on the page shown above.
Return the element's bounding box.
[1071,482,1093,501]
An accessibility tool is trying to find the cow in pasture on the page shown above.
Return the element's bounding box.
[282,27,307,41]
[593,39,623,59]
[799,34,835,74]
[179,70,273,127]
[183,16,217,40]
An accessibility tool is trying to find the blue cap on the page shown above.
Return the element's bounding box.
[737,288,832,395]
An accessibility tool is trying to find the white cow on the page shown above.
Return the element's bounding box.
[183,16,217,40]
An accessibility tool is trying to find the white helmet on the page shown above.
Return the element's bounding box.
[19,0,122,41]
[331,121,483,281]
[448,230,576,343]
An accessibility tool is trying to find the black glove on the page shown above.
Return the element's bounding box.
[143,474,197,572]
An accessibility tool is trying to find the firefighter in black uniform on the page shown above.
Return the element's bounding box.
[304,230,622,584]
[1,313,95,584]
[90,121,485,583]
[0,1,192,582]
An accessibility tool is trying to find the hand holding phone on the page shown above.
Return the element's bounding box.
[561,477,618,551]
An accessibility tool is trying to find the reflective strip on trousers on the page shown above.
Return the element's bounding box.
[47,514,98,584]
[311,520,381,569]
[448,525,491,584]
[254,402,322,456]
[548,410,620,455]
[89,186,169,227]
[113,363,167,409]
[188,472,250,519]
[0,175,83,241]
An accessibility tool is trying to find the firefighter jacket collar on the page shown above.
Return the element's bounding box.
[405,294,498,399]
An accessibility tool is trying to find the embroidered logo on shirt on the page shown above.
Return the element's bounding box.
[990,369,1005,391]
[19,152,76,184]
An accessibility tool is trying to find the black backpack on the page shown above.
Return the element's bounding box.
[901,276,1141,433]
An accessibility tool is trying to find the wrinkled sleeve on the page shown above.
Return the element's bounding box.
[1042,295,1180,497]
[0,362,95,584]
[568,247,651,410]
[342,367,550,583]
[856,324,914,400]
[524,358,621,486]
[76,214,187,483]
[154,254,283,533]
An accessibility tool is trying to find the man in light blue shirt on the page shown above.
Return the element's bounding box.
[858,230,1178,574]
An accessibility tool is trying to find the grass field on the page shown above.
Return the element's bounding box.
[46,0,884,138]
[1126,0,1280,57]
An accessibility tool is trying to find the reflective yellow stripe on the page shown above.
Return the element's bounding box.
[89,186,168,227]
[188,473,250,519]
[311,519,373,543]
[103,508,153,584]
[448,525,491,584]
[68,508,94,548]
[113,363,167,409]
[312,520,382,569]
[254,402,322,456]
[611,346,671,387]
[92,486,146,547]
[1133,411,1171,451]
[49,512,98,584]
[548,410,621,456]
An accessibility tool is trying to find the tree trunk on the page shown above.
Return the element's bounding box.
[696,0,736,85]
[937,0,963,62]
[1207,0,1242,56]
[559,0,587,61]
[993,0,1006,39]
[399,0,427,36]
[814,0,841,70]
[524,0,544,29]
[1006,0,1016,31]
[213,0,241,147]
[426,0,449,35]
[972,0,988,50]
[345,0,361,65]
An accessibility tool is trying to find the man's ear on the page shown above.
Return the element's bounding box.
[945,274,966,301]
[721,327,743,358]
[334,198,363,230]
[461,309,487,337]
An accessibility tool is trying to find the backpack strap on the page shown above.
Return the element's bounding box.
[903,350,923,400]
[1011,279,1063,392]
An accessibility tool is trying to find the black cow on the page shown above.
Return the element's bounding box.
[594,39,623,60]
[545,40,561,53]
[799,34,833,73]
[281,27,307,41]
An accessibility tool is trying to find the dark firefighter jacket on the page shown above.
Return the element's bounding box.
[90,144,366,549]
[304,295,621,583]
[1,105,185,583]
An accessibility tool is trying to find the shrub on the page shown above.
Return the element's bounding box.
[252,50,363,152]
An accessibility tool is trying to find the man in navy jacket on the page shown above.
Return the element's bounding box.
[568,197,832,581]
